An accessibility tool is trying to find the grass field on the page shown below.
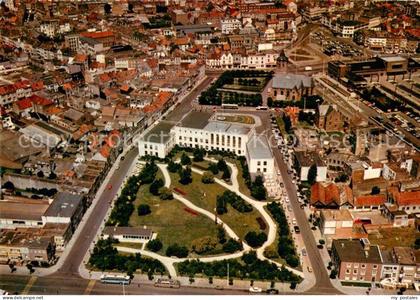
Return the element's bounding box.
[130,170,220,255]
[170,171,265,240]
[368,227,419,251]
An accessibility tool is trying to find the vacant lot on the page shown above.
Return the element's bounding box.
[170,171,265,240]
[368,227,419,250]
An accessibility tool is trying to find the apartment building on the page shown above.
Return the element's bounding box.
[332,238,383,282]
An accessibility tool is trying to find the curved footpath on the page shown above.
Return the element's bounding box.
[191,158,304,278]
[126,162,303,279]
[113,164,250,278]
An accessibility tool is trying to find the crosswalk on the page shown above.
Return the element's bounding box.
[22,276,37,295]
[84,280,96,295]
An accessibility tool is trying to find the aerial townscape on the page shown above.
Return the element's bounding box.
[0,0,419,298]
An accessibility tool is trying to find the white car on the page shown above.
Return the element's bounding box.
[284,197,290,203]
[292,218,297,225]
[249,286,262,293]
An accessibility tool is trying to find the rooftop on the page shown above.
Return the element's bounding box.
[247,135,272,160]
[0,196,50,221]
[179,111,213,129]
[103,226,153,237]
[272,74,313,90]
[43,192,84,218]
[141,121,174,144]
[332,239,382,264]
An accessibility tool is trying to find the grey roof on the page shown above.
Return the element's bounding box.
[203,122,230,132]
[141,121,174,144]
[294,151,326,167]
[103,226,153,237]
[380,56,406,63]
[43,192,84,218]
[179,111,212,129]
[226,124,250,135]
[247,135,272,160]
[272,74,313,90]
[332,239,382,264]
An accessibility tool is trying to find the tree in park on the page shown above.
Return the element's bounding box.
[201,172,215,184]
[251,185,267,200]
[222,239,243,253]
[146,239,163,252]
[208,162,219,175]
[193,148,205,162]
[179,167,192,185]
[168,161,181,173]
[159,187,173,200]
[149,179,164,195]
[307,164,317,185]
[217,159,228,172]
[180,153,191,165]
[222,167,231,181]
[166,244,189,258]
[285,255,299,268]
[244,231,267,248]
[137,204,151,216]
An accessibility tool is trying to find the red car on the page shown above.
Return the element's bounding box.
[107,184,112,190]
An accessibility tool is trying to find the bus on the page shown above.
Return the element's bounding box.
[154,278,181,288]
[256,106,268,110]
[221,103,238,110]
[100,274,131,285]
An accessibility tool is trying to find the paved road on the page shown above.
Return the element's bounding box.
[0,275,247,295]
[55,147,139,277]
[231,108,341,295]
[166,76,216,123]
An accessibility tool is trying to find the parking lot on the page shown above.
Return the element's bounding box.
[310,31,364,58]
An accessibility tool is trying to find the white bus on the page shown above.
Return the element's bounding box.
[221,103,239,110]
[100,274,131,285]
[154,278,181,288]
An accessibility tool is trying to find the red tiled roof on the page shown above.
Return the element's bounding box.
[354,195,386,207]
[396,191,420,206]
[31,81,44,91]
[310,183,340,206]
[80,31,114,39]
[143,92,173,114]
[15,95,53,110]
[0,80,31,96]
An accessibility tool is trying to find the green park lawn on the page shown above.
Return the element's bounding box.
[130,170,219,255]
[170,171,265,240]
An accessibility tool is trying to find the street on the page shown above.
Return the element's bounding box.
[1,72,341,295]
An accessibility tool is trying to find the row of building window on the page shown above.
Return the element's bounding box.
[177,133,243,148]
[122,235,151,240]
[179,143,242,155]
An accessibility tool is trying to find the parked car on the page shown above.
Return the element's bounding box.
[249,286,262,293]
[294,226,300,233]
[302,248,307,256]
[266,288,279,294]
[292,218,297,225]
[307,266,313,272]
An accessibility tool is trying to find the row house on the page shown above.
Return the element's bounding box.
[333,239,420,287]
[0,80,33,106]
[206,52,278,70]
